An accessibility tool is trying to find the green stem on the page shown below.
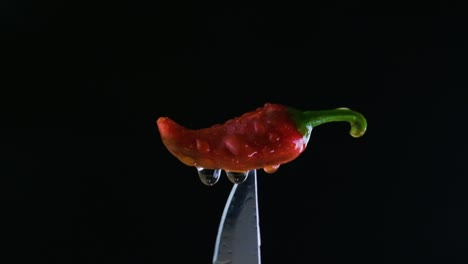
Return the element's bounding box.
[288,107,367,139]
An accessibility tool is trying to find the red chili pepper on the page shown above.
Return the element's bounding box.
[157,103,367,174]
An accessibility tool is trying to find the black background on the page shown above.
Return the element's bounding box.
[2,1,468,263]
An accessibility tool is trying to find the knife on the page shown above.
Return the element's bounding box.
[213,169,261,264]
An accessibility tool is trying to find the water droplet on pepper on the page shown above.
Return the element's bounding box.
[197,168,221,186]
[226,171,249,184]
[196,139,211,153]
[252,119,266,135]
[224,134,243,156]
[263,164,280,174]
[268,132,280,142]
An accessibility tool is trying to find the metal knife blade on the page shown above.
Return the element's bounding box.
[213,169,261,264]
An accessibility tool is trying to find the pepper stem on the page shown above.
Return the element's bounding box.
[288,107,367,139]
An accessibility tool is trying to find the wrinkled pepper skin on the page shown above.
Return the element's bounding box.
[157,103,367,174]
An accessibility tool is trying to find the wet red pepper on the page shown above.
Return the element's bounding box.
[157,103,367,174]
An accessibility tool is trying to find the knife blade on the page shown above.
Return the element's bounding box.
[213,169,261,264]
